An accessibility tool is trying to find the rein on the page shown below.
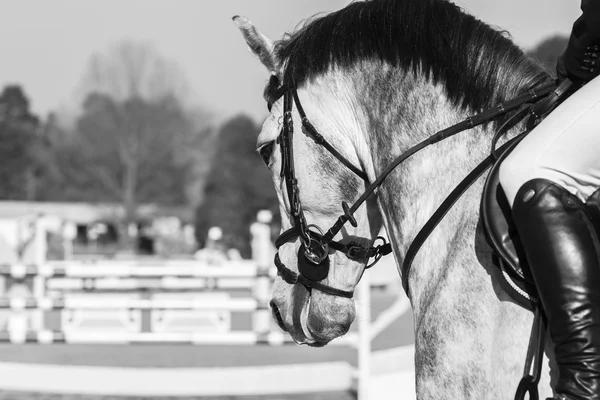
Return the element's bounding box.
[273,79,557,299]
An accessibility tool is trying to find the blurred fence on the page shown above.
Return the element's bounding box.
[0,210,413,399]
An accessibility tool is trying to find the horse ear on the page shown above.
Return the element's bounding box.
[233,16,278,74]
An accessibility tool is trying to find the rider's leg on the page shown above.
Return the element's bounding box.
[512,179,600,400]
[499,76,600,207]
[499,76,600,400]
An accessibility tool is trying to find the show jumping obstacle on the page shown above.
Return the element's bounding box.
[0,211,410,399]
[0,212,286,345]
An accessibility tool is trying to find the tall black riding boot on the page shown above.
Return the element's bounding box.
[512,178,600,400]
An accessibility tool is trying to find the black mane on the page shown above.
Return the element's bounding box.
[275,0,549,111]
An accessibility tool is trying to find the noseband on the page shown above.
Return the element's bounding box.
[272,78,557,299]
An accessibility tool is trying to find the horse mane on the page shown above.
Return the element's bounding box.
[275,0,549,111]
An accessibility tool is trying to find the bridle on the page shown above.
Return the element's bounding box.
[271,77,558,299]
[273,83,391,299]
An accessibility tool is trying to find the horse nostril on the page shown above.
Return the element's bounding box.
[270,300,286,331]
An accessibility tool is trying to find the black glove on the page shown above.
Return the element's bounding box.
[582,45,600,78]
[558,44,600,83]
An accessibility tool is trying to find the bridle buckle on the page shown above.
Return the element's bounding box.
[346,243,367,260]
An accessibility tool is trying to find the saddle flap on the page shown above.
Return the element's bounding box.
[481,137,538,304]
[481,139,600,311]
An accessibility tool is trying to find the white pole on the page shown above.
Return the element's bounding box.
[251,210,273,335]
[356,271,371,400]
[62,221,77,261]
[32,216,47,331]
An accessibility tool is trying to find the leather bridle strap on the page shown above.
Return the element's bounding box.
[401,103,540,294]
[401,133,525,295]
[280,88,311,245]
[273,78,556,299]
[274,253,354,298]
[274,81,390,299]
[291,87,368,181]
[278,83,387,265]
[318,80,558,246]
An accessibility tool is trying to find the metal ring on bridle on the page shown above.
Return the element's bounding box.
[302,225,329,264]
[366,236,388,269]
[299,223,319,248]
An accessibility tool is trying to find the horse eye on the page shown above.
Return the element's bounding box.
[258,141,275,166]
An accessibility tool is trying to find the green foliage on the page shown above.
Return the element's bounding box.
[527,35,569,77]
[195,115,278,257]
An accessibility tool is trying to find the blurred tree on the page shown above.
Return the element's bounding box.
[62,93,193,205]
[527,35,569,77]
[31,113,79,201]
[195,114,278,257]
[0,85,48,200]
[82,40,189,104]
[72,41,209,245]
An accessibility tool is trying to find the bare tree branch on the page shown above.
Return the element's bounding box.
[73,40,211,243]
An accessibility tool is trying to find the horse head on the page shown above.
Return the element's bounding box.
[234,16,384,346]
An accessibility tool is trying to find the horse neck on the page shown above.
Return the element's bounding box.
[355,65,531,309]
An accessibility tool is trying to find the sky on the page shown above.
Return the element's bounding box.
[0,0,582,124]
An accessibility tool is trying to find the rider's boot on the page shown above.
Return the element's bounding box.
[512,178,600,400]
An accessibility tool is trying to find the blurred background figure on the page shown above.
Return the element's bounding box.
[193,226,228,264]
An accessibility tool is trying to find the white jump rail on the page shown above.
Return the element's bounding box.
[45,277,258,290]
[0,261,274,279]
[0,297,270,311]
